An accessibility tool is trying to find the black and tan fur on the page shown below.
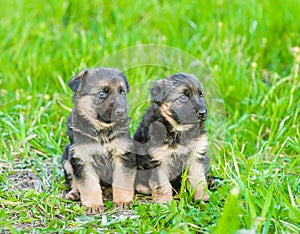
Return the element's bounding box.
[134,73,210,203]
[61,68,136,213]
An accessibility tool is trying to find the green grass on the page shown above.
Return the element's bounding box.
[0,0,299,233]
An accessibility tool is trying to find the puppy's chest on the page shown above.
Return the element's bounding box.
[164,131,181,146]
[150,143,189,165]
[74,138,128,162]
[149,134,208,165]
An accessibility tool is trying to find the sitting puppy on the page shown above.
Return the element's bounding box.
[134,73,209,203]
[61,68,136,213]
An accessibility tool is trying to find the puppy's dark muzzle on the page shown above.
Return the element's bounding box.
[115,107,126,116]
[197,109,208,121]
[112,107,127,120]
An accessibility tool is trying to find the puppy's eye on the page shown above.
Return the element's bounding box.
[179,95,188,102]
[98,90,108,98]
[120,89,126,96]
[199,93,204,98]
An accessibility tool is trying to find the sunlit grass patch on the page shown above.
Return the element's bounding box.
[0,0,299,232]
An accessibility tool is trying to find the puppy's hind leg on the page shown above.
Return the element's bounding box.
[62,144,80,201]
[61,144,72,187]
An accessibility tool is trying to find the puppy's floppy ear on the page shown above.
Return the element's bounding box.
[68,69,88,92]
[150,79,165,103]
[119,73,130,93]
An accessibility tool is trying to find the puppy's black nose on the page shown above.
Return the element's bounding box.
[115,107,126,116]
[197,109,207,117]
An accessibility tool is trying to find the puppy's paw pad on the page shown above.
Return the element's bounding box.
[194,193,210,202]
[113,200,132,209]
[203,194,210,202]
[154,198,172,204]
[85,204,105,213]
[65,190,80,201]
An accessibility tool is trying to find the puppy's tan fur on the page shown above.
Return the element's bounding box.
[61,68,136,213]
[134,73,210,203]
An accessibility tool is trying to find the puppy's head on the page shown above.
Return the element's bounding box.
[151,73,207,126]
[68,68,130,126]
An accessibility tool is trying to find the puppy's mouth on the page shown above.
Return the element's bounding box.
[171,110,207,125]
[97,114,128,123]
[179,119,206,125]
[97,114,111,123]
[198,114,208,122]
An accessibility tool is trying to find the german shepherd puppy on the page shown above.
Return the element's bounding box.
[134,73,209,203]
[61,68,136,213]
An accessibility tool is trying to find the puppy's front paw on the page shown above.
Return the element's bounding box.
[113,187,134,209]
[84,203,105,213]
[64,189,80,201]
[151,183,173,204]
[152,189,173,204]
[114,200,132,209]
[194,190,210,202]
[153,194,173,204]
[81,190,104,213]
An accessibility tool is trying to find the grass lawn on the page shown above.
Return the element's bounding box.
[0,0,299,233]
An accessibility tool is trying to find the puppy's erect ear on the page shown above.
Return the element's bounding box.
[68,69,88,92]
[119,73,130,93]
[150,79,165,103]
